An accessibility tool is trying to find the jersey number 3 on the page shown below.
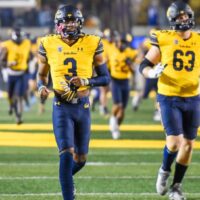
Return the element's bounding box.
[173,50,195,72]
[64,58,77,76]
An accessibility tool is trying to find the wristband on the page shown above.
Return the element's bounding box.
[37,79,46,89]
[38,85,47,94]
[81,78,89,86]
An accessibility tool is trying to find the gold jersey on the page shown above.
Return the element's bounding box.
[143,38,151,50]
[39,34,103,91]
[102,38,116,70]
[150,30,200,97]
[110,47,137,79]
[31,37,41,56]
[1,39,31,71]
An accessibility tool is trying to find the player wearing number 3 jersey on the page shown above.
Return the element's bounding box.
[37,4,110,200]
[139,1,200,200]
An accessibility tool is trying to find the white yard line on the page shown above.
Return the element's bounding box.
[0,192,200,197]
[0,175,199,180]
[89,151,160,155]
[0,162,200,167]
[1,161,200,166]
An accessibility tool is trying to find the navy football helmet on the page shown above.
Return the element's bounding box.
[166,0,195,31]
[11,27,24,44]
[54,5,84,39]
[120,33,133,51]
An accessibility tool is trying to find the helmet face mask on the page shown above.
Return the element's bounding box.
[55,5,84,39]
[166,1,195,31]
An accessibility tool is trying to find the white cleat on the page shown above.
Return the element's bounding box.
[109,116,120,139]
[168,183,186,200]
[111,130,121,140]
[153,110,161,122]
[132,95,141,111]
[156,167,170,195]
[109,116,118,132]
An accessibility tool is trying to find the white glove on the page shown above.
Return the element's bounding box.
[148,63,167,78]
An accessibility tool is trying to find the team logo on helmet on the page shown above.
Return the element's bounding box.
[55,10,62,18]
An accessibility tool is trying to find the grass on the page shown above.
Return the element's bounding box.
[0,96,199,200]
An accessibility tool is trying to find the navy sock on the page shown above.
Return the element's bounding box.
[172,162,188,186]
[72,160,86,175]
[59,151,73,200]
[162,146,177,171]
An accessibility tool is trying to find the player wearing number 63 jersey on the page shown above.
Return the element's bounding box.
[150,29,200,97]
[139,1,200,200]
[37,4,110,200]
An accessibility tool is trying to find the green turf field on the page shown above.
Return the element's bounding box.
[0,97,199,200]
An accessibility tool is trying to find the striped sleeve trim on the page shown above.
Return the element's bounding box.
[150,32,158,45]
[38,42,46,56]
[95,39,104,55]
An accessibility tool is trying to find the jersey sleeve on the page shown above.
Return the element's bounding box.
[0,40,9,48]
[38,38,47,57]
[95,38,104,55]
[150,30,159,47]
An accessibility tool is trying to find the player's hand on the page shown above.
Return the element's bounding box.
[70,76,89,87]
[38,86,50,103]
[8,61,18,67]
[148,63,167,78]
[60,81,77,102]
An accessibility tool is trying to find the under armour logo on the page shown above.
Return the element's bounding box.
[84,103,89,108]
[77,47,83,51]
[54,101,61,106]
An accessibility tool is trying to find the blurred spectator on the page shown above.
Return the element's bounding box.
[24,8,39,27]
[147,0,159,26]
[38,5,53,27]
[0,8,14,27]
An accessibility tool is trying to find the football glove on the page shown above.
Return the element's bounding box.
[148,63,167,78]
[60,81,77,102]
[70,76,89,87]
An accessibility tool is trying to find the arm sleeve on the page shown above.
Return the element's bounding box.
[88,63,110,87]
[139,58,154,74]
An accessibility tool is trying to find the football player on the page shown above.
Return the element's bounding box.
[132,36,161,121]
[0,27,31,124]
[109,32,137,139]
[139,1,200,200]
[37,5,110,200]
[98,29,119,117]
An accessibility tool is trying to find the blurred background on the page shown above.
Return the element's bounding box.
[0,1,200,200]
[0,0,200,39]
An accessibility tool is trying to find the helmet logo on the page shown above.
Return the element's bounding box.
[167,7,176,19]
[67,13,72,17]
[55,10,62,18]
